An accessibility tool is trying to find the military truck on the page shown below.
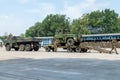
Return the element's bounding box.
[3,34,42,51]
[44,29,84,52]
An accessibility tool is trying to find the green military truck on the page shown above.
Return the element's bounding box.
[3,35,42,51]
[44,29,85,52]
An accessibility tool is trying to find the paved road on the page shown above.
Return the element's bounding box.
[0,58,120,80]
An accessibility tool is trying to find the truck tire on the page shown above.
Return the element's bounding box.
[73,48,76,52]
[67,47,73,52]
[52,47,57,52]
[19,44,25,51]
[25,44,32,51]
[67,38,74,45]
[33,44,39,51]
[6,44,11,51]
[76,47,81,52]
[14,48,19,51]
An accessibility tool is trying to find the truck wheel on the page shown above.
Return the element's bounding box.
[45,46,50,52]
[67,39,74,45]
[73,48,76,52]
[6,45,11,51]
[34,47,39,51]
[14,48,19,51]
[52,47,57,52]
[25,44,32,51]
[76,47,81,52]
[33,44,39,51]
[34,46,39,51]
[67,47,73,52]
[19,44,25,51]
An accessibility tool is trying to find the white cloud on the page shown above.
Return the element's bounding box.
[27,3,56,18]
[18,0,30,4]
[0,0,111,35]
[61,0,110,19]
[18,0,37,4]
[0,2,57,35]
[0,15,28,35]
[26,0,110,20]
[86,0,96,3]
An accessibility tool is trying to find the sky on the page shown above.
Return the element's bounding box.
[0,0,119,36]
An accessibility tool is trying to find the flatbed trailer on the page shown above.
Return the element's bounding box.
[45,33,120,54]
[80,33,120,53]
[82,33,120,42]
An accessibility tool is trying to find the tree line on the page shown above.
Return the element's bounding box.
[26,9,120,37]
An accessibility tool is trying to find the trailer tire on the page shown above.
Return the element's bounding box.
[45,46,50,52]
[81,48,88,52]
[83,48,87,52]
[33,44,39,51]
[6,44,11,51]
[34,47,39,51]
[19,44,25,51]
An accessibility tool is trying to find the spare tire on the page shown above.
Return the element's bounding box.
[67,38,74,45]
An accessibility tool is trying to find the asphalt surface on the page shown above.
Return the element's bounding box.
[0,58,120,80]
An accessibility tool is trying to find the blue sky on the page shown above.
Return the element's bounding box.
[0,0,119,36]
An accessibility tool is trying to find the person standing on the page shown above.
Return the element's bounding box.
[109,39,119,54]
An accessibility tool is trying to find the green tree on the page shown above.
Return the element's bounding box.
[25,22,42,37]
[102,9,119,33]
[25,14,70,37]
[118,17,120,27]
[88,10,103,28]
[70,14,91,34]
[117,17,120,32]
[41,14,70,36]
[25,9,120,37]
[88,9,119,33]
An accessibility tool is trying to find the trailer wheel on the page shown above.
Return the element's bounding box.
[83,48,87,52]
[25,44,32,51]
[81,48,88,52]
[67,38,74,45]
[33,44,39,51]
[45,46,50,52]
[6,44,11,51]
[19,44,25,51]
